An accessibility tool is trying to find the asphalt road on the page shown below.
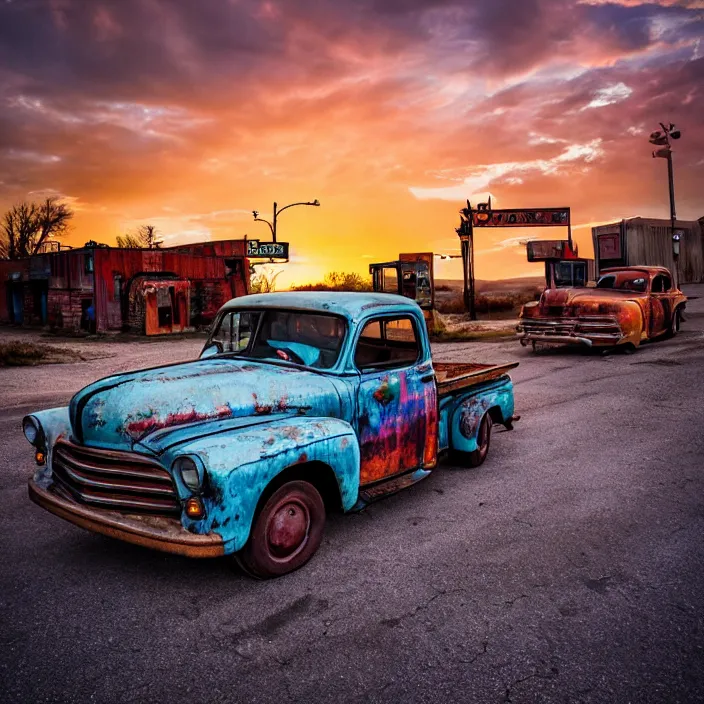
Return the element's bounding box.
[2,287,703,704]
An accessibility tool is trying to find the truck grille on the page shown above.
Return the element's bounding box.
[51,441,180,515]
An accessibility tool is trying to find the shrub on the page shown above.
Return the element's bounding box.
[292,271,373,292]
[0,342,46,366]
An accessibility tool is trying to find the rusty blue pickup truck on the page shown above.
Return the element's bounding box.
[24,293,517,578]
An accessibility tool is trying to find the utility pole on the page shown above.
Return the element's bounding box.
[649,122,682,286]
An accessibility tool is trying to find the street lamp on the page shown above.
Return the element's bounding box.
[252,199,320,243]
[649,122,682,285]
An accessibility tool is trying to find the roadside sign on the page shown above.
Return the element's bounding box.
[246,240,289,259]
[527,240,575,261]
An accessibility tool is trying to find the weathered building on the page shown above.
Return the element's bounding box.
[0,239,250,334]
[592,217,704,283]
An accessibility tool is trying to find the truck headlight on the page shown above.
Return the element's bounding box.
[173,456,202,491]
[22,416,45,449]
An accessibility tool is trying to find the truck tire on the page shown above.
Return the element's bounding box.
[452,413,492,468]
[236,480,326,579]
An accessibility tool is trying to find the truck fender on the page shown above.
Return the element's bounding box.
[23,407,72,484]
[167,416,360,554]
[449,379,515,454]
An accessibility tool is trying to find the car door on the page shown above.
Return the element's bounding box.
[353,315,437,486]
[648,274,669,337]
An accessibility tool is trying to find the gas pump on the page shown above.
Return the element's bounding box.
[526,240,593,288]
[370,253,434,316]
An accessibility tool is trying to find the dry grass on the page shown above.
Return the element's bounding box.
[292,271,372,292]
[435,291,540,315]
[0,341,84,366]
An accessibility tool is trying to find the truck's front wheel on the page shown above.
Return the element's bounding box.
[236,480,326,578]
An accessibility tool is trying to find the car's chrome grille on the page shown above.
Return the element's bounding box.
[51,442,180,515]
[518,316,622,341]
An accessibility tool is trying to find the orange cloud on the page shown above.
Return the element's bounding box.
[0,0,702,287]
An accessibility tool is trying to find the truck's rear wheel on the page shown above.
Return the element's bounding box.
[452,413,492,468]
[236,480,325,579]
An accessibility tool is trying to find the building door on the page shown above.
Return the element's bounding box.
[10,282,24,324]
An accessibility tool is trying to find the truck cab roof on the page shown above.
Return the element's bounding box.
[221,291,419,322]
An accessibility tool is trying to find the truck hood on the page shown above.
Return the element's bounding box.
[69,357,342,452]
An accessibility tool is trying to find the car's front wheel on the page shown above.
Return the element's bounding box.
[236,480,326,578]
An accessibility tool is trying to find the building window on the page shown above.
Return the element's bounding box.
[84,253,94,274]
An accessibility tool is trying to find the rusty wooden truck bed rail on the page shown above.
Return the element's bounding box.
[434,362,519,397]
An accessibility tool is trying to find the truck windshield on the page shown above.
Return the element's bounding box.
[207,310,347,369]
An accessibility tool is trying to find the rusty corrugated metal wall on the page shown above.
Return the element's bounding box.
[92,245,249,332]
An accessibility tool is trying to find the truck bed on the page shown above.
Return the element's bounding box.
[434,361,519,397]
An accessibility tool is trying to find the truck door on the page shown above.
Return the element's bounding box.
[353,315,438,486]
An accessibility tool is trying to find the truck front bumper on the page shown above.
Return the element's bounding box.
[29,476,225,558]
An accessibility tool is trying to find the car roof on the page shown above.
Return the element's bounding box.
[599,266,670,276]
[220,291,419,320]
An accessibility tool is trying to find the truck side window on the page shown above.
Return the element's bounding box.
[354,317,419,371]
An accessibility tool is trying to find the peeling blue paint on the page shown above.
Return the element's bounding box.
[26,292,516,561]
[448,377,514,454]
[162,416,360,553]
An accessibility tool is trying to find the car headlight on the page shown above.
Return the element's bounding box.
[172,456,202,491]
[22,416,45,448]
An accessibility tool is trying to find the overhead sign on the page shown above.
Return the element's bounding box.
[246,240,289,259]
[471,208,570,228]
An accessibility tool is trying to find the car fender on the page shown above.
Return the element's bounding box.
[449,378,514,454]
[162,416,360,554]
[613,299,645,345]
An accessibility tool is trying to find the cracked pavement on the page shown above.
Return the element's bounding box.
[2,285,703,703]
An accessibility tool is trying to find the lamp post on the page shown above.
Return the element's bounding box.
[252,199,320,243]
[649,122,682,285]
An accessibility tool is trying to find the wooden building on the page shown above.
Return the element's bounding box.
[592,217,704,284]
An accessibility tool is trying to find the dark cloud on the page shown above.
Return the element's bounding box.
[0,0,701,253]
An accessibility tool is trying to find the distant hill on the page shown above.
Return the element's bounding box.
[435,277,544,294]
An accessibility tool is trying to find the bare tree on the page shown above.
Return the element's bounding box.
[116,224,162,249]
[0,197,73,259]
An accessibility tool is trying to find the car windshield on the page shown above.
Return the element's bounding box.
[206,309,346,369]
[596,273,647,292]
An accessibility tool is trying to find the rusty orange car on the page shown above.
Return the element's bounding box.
[517,266,686,351]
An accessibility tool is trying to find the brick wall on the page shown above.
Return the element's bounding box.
[47,289,89,330]
[190,279,230,328]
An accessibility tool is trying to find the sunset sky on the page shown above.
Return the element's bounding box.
[1,0,702,287]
